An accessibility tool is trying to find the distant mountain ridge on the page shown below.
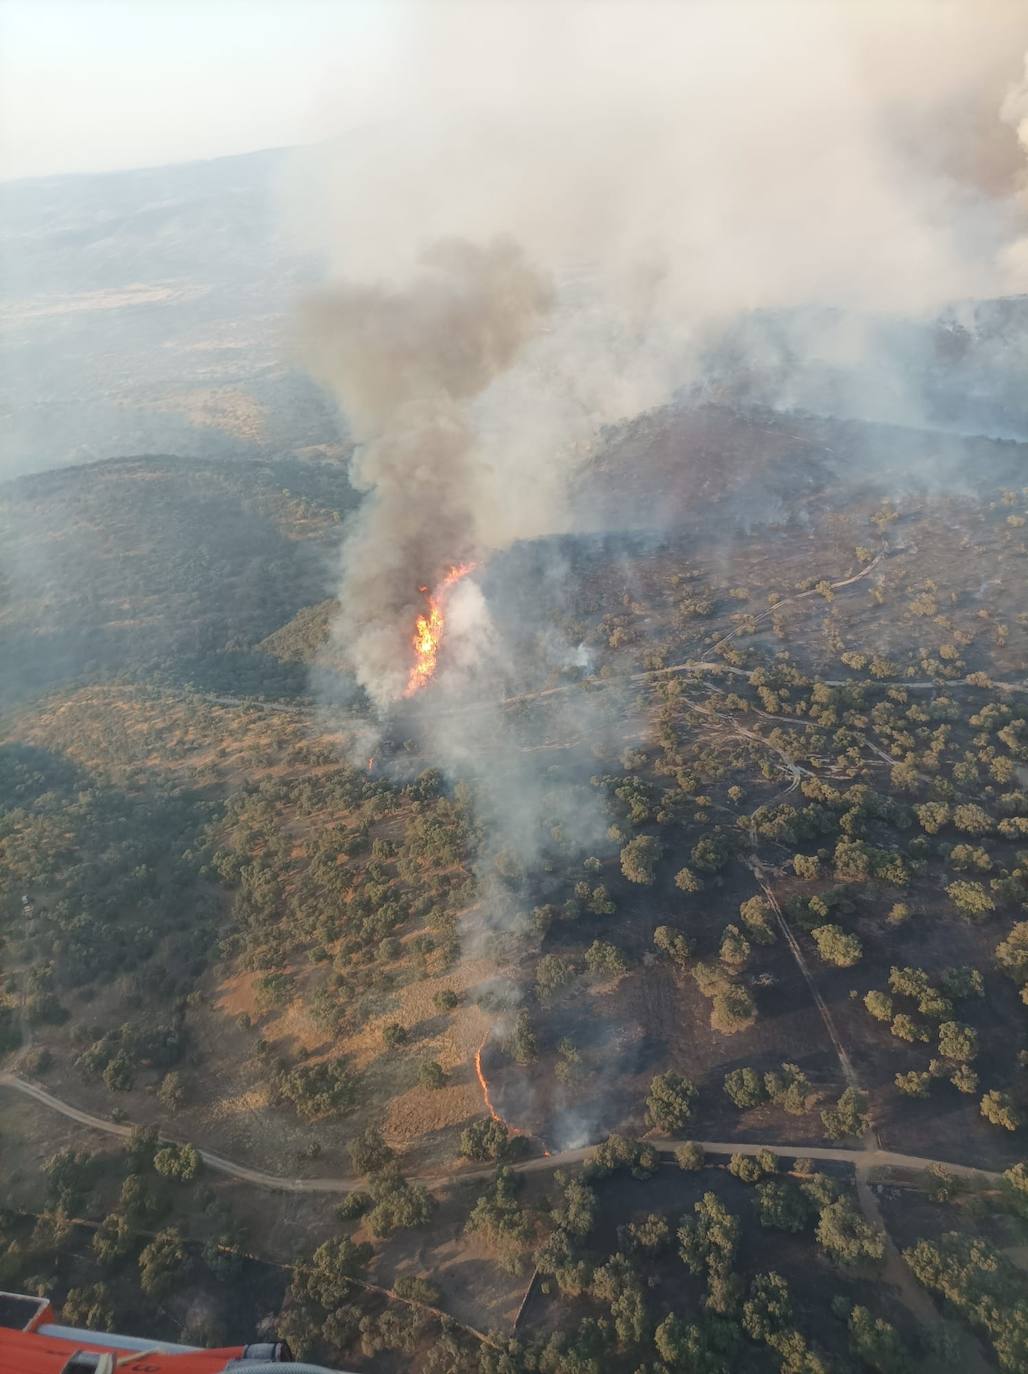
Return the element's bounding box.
[0,452,356,703]
[4,144,1028,482]
[0,146,340,477]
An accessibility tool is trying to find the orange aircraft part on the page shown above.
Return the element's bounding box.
[0,1324,248,1373]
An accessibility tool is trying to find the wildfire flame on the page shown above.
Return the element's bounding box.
[474,1030,549,1154]
[474,1033,504,1124]
[404,561,476,697]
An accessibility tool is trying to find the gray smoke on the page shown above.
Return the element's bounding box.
[293,0,1028,707]
[300,236,552,707]
[286,0,1028,1147]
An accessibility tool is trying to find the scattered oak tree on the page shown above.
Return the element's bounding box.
[811,924,863,968]
[620,835,663,884]
[645,1071,698,1133]
[980,1090,1022,1132]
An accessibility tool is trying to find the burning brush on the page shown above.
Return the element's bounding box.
[474,1029,550,1154]
[404,561,476,696]
[474,1032,506,1125]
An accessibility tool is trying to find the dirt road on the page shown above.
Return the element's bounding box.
[0,1072,1000,1194]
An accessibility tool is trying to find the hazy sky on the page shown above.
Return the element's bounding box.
[0,0,402,180]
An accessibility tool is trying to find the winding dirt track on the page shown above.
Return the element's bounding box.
[0,1072,1000,1194]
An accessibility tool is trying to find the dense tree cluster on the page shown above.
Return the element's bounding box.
[905,1233,1028,1371]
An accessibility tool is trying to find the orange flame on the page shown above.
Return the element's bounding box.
[474,1033,503,1124]
[404,562,476,697]
[474,1030,549,1153]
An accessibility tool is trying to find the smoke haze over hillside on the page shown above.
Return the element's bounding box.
[10,0,1028,1200]
[295,0,1028,708]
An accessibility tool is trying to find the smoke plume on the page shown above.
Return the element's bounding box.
[300,237,552,706]
[294,0,1028,707]
[288,0,1028,1145]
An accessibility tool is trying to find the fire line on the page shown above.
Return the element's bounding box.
[474,1031,550,1154]
[474,1032,504,1124]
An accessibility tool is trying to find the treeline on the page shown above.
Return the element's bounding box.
[0,454,356,703]
[279,1132,1028,1373]
[0,741,215,1068]
[0,1124,277,1350]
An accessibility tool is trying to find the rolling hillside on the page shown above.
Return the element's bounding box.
[0,452,355,701]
